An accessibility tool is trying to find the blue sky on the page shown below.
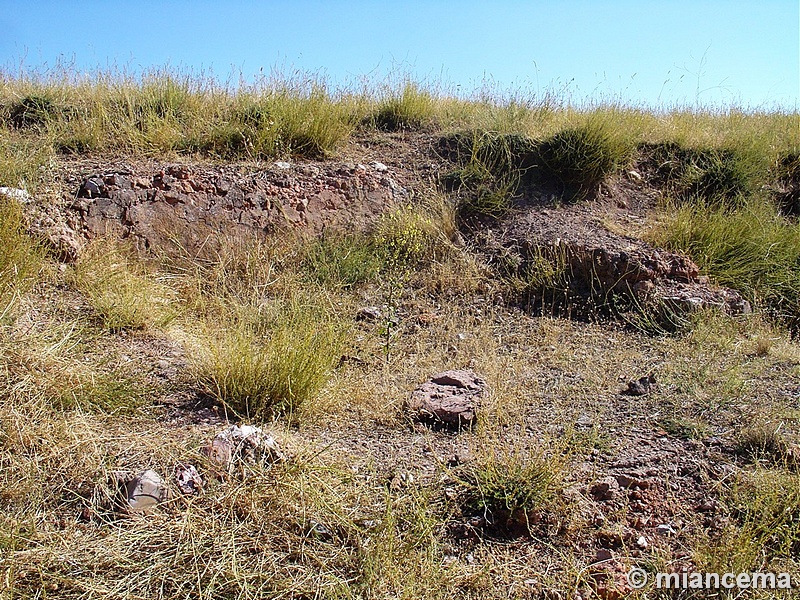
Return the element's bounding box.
[1,0,797,109]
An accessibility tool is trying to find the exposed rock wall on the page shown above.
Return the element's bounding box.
[69,161,408,252]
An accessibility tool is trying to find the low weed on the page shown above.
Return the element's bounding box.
[699,468,800,574]
[657,415,711,440]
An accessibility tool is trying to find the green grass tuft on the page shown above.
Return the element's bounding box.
[371,82,436,132]
[196,304,343,419]
[653,197,800,331]
[537,118,633,200]
[457,443,564,537]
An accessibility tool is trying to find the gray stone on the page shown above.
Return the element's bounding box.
[125,470,167,511]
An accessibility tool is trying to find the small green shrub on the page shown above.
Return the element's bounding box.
[196,310,342,419]
[375,205,440,269]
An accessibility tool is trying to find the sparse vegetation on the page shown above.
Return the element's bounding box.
[0,196,44,313]
[70,239,177,331]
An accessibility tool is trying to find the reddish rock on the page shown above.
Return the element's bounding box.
[406,369,487,430]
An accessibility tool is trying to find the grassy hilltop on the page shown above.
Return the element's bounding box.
[1,69,800,599]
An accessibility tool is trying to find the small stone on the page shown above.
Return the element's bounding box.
[370,161,389,172]
[624,374,656,396]
[125,470,167,511]
[594,548,613,563]
[79,178,104,199]
[656,523,676,536]
[174,463,203,495]
[274,161,292,169]
[356,306,381,321]
[590,477,620,501]
[406,369,487,431]
[201,425,285,476]
[636,535,648,549]
[615,473,648,489]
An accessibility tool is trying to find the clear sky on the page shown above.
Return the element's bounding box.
[1,0,798,109]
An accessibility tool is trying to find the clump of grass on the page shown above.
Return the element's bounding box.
[652,196,800,331]
[371,82,436,131]
[735,424,793,465]
[0,196,44,313]
[640,141,757,203]
[0,131,54,187]
[70,239,176,332]
[3,94,62,129]
[440,131,536,221]
[456,443,564,537]
[195,304,343,419]
[536,117,632,201]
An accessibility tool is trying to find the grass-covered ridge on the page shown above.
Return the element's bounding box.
[1,67,796,185]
